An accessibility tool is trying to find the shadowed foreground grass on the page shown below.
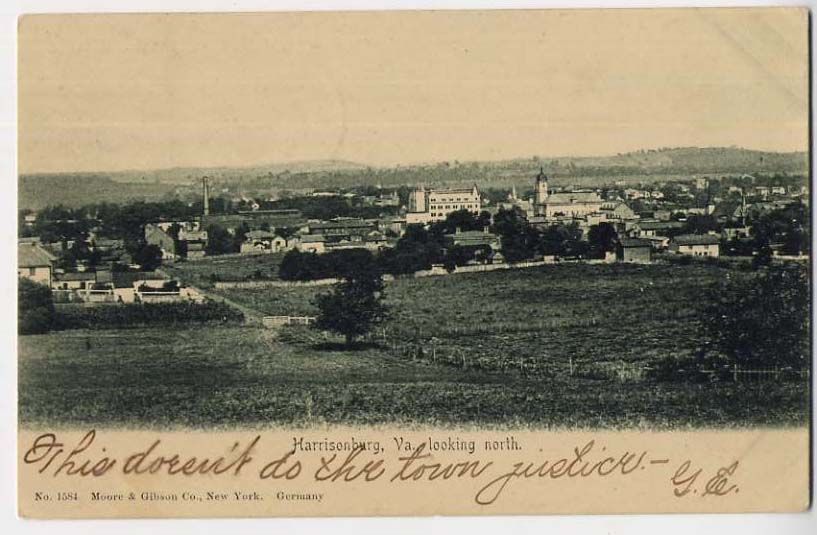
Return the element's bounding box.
[19,325,809,429]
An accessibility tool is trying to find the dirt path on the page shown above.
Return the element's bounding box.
[200,287,264,326]
[157,267,265,325]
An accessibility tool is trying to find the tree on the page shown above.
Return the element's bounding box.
[683,215,720,235]
[313,262,389,346]
[167,223,188,259]
[429,209,491,237]
[701,264,809,369]
[587,222,619,258]
[491,207,538,262]
[205,225,235,256]
[134,244,163,271]
[381,224,443,275]
[232,222,251,252]
[19,278,55,334]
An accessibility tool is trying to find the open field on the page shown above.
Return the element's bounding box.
[19,325,808,429]
[210,263,757,373]
[19,263,809,429]
[163,252,287,288]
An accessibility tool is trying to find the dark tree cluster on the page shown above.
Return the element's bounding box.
[262,196,399,220]
[18,279,55,335]
[701,263,809,370]
[279,249,379,281]
[751,202,810,258]
[491,207,593,261]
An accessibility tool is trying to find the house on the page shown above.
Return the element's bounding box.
[711,201,748,223]
[201,209,306,235]
[186,242,206,259]
[18,242,56,287]
[380,217,407,237]
[444,227,501,250]
[599,202,637,221]
[296,234,326,254]
[669,234,721,257]
[179,228,208,258]
[307,218,377,243]
[144,224,177,260]
[644,235,670,250]
[52,272,96,290]
[721,225,751,240]
[240,230,289,254]
[631,220,685,238]
[51,272,116,303]
[617,239,652,263]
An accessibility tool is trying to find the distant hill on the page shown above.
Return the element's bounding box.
[483,147,809,176]
[18,174,175,211]
[103,159,370,185]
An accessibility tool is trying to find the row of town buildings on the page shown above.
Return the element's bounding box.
[20,172,806,293]
[139,170,807,264]
[18,241,202,304]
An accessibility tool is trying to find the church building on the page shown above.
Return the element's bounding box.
[532,168,603,219]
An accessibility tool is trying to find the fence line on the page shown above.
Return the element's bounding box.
[215,278,340,289]
[262,315,316,328]
[365,330,811,382]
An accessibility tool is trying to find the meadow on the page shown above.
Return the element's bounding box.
[18,262,809,429]
[18,325,807,429]
[211,263,752,374]
[162,252,286,287]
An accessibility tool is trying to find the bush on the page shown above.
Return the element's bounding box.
[18,278,55,334]
[54,301,244,330]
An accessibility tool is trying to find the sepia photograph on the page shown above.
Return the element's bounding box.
[13,5,812,519]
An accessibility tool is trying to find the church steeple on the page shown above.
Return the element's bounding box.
[534,167,549,209]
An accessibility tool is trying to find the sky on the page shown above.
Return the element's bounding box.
[18,8,809,174]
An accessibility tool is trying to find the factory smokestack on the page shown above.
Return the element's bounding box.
[202,176,210,216]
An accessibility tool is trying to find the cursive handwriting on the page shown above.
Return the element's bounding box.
[474,440,646,505]
[22,431,743,505]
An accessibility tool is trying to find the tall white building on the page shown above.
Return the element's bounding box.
[406,185,482,224]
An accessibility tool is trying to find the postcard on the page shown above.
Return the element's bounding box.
[17,7,811,518]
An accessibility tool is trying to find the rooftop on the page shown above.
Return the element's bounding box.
[637,220,685,230]
[672,234,721,245]
[310,219,375,230]
[547,192,602,204]
[18,243,56,268]
[619,238,652,248]
[300,234,327,243]
[55,272,97,282]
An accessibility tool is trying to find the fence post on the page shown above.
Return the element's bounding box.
[569,357,574,376]
[733,364,738,382]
